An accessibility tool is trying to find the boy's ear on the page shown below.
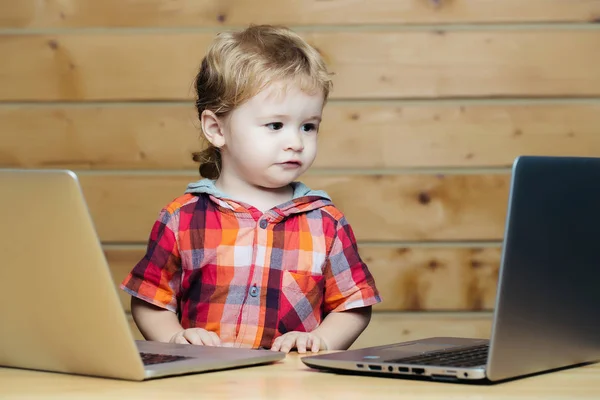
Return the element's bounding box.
[201,110,226,148]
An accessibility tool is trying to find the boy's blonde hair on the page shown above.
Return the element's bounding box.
[192,24,333,179]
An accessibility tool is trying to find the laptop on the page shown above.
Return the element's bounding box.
[0,169,284,381]
[302,155,600,383]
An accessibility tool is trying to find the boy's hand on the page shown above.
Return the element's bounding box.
[170,328,221,346]
[270,331,326,353]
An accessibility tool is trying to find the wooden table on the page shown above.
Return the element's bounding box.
[1,353,599,399]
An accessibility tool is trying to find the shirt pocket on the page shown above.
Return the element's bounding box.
[278,270,325,333]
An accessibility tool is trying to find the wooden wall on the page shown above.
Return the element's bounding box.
[1,0,599,348]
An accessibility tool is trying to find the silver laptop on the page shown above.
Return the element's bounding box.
[303,156,600,382]
[0,169,284,381]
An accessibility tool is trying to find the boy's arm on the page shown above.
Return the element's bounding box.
[130,297,185,342]
[131,297,222,346]
[312,306,372,350]
[270,306,372,352]
[123,207,183,343]
[315,214,380,350]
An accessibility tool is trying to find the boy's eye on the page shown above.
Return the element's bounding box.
[302,123,317,133]
[266,122,283,130]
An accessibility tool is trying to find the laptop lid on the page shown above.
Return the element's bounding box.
[0,169,147,380]
[0,169,284,380]
[301,156,600,382]
[486,155,600,381]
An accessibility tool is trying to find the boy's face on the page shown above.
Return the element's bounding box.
[219,80,325,189]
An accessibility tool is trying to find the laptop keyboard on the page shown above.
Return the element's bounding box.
[386,343,489,368]
[140,352,193,366]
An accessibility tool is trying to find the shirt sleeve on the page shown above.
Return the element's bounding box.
[120,208,182,313]
[322,215,382,313]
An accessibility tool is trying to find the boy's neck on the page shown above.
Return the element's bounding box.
[214,176,293,213]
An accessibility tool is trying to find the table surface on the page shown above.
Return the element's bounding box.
[1,352,599,399]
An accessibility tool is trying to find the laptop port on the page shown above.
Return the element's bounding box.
[368,365,383,371]
[432,374,459,382]
[412,367,425,375]
[388,366,393,372]
[398,367,409,373]
[356,364,364,368]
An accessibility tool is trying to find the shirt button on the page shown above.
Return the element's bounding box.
[259,220,268,229]
[249,285,259,297]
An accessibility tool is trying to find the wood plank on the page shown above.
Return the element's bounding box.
[2,0,599,28]
[107,245,500,313]
[362,246,500,311]
[2,102,600,169]
[79,173,509,243]
[0,34,210,101]
[125,312,494,348]
[350,312,493,349]
[1,30,600,101]
[0,104,200,169]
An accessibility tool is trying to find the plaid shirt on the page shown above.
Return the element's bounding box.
[121,180,381,349]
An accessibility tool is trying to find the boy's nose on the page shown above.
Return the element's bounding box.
[286,133,304,151]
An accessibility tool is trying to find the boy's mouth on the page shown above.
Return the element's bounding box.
[279,161,302,168]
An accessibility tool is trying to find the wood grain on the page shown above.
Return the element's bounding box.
[2,0,599,28]
[362,246,500,311]
[350,311,493,349]
[0,104,201,169]
[79,173,510,243]
[1,30,600,100]
[3,349,600,399]
[107,245,500,312]
[2,102,600,169]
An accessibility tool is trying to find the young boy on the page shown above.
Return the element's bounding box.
[121,24,381,353]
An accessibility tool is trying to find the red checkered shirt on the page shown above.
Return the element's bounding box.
[121,180,381,348]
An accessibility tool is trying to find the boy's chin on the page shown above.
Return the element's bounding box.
[255,176,299,190]
[257,181,295,190]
